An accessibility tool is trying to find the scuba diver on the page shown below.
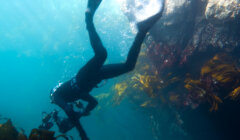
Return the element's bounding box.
[50,0,165,139]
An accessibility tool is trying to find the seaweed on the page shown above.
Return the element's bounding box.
[185,53,240,111]
[0,119,22,140]
[0,119,73,140]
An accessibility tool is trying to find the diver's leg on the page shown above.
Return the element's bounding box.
[62,108,89,139]
[63,106,89,140]
[85,0,104,54]
[86,0,102,18]
[76,0,106,86]
[65,112,89,140]
[98,4,165,79]
[98,32,146,79]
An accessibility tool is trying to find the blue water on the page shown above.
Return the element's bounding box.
[0,0,158,139]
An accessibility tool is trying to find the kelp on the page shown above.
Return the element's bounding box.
[201,54,239,85]
[113,71,178,108]
[131,73,162,98]
[114,83,128,96]
[0,119,23,140]
[184,81,206,99]
[112,48,240,113]
[113,82,129,105]
[208,94,223,112]
[228,86,240,100]
[185,53,240,111]
[0,119,73,140]
[113,51,240,112]
[112,46,182,109]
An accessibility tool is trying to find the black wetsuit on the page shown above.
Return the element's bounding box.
[51,15,147,139]
[51,0,164,138]
[52,14,147,113]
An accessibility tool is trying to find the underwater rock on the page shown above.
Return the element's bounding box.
[121,0,194,45]
[117,1,240,139]
[190,0,240,53]
[121,0,240,70]
[205,0,240,22]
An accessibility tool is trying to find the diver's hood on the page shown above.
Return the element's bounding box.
[50,82,63,103]
[50,82,63,94]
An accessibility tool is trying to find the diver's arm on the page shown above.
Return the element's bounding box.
[81,94,98,116]
[64,107,89,139]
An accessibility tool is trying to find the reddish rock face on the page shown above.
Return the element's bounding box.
[120,0,240,74]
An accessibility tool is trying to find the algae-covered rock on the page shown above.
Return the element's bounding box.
[205,0,240,22]
[115,1,240,139]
